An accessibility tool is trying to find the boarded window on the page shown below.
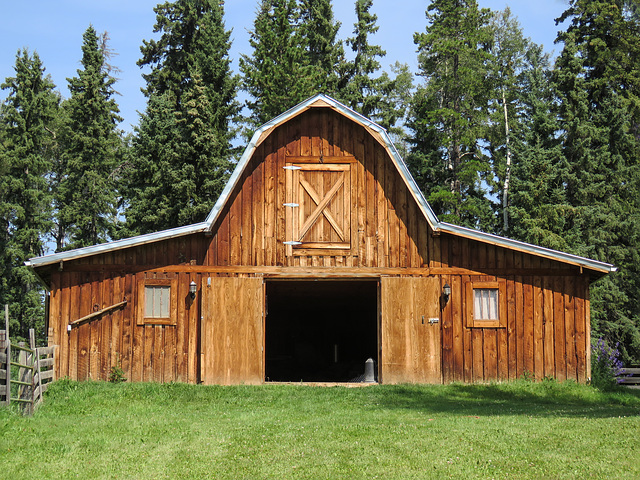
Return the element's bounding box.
[465,280,506,328]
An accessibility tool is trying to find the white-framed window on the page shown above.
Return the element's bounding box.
[465,280,506,328]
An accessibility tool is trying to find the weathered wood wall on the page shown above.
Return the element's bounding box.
[204,109,429,269]
[438,269,589,383]
[42,107,592,384]
[46,235,207,384]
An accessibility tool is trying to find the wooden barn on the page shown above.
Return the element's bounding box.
[28,94,615,385]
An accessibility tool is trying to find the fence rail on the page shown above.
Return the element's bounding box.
[1,305,56,415]
[620,367,640,388]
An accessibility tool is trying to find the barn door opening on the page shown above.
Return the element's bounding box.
[265,279,378,382]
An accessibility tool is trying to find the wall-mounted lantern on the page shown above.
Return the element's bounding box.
[189,281,197,300]
[442,283,451,305]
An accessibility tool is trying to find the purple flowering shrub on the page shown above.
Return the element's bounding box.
[590,338,627,390]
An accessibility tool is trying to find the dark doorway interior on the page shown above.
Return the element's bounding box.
[265,280,378,382]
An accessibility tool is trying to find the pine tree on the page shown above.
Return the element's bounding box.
[240,0,312,126]
[123,0,239,235]
[0,49,59,341]
[55,26,122,250]
[408,0,494,230]
[554,0,640,362]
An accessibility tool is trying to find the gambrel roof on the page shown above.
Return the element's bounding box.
[27,94,616,275]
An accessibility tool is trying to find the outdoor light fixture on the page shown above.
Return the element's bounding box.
[442,283,451,304]
[189,281,197,299]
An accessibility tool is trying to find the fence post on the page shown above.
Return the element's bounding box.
[29,329,37,414]
[4,305,9,406]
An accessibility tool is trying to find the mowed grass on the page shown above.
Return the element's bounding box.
[1,379,639,479]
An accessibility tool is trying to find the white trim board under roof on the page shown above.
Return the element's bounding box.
[27,94,616,275]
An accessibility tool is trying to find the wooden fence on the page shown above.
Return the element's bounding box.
[0,305,56,415]
[620,367,640,389]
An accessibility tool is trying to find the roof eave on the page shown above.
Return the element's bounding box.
[27,222,209,268]
[437,222,617,275]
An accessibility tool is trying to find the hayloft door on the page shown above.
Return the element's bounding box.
[380,276,442,383]
[285,161,354,255]
[201,276,264,385]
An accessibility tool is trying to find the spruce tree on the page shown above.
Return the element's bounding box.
[240,0,311,126]
[0,49,59,340]
[408,0,494,230]
[56,26,122,250]
[554,0,640,362]
[123,0,240,235]
[509,44,570,251]
[298,0,344,96]
[340,0,412,137]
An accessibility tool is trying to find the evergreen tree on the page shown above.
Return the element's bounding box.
[0,49,59,341]
[408,0,494,230]
[55,26,122,250]
[240,0,312,126]
[298,0,344,96]
[138,0,239,126]
[340,0,412,137]
[122,92,180,235]
[123,0,239,235]
[509,44,570,251]
[554,0,640,362]
[341,0,385,116]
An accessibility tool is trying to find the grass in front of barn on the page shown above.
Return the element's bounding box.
[1,379,639,479]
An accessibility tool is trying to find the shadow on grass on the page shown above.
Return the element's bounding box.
[373,381,640,419]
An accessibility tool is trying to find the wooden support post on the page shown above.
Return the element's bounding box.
[28,330,36,410]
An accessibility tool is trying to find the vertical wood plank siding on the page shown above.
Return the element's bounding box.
[204,109,427,268]
[44,108,592,384]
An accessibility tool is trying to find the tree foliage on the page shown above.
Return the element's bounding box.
[408,0,494,230]
[339,0,412,137]
[123,0,240,235]
[298,0,345,96]
[508,43,570,252]
[0,49,59,340]
[485,8,531,235]
[55,26,122,250]
[240,0,314,126]
[554,0,640,361]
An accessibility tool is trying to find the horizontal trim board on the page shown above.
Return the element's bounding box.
[53,264,587,278]
[285,156,357,164]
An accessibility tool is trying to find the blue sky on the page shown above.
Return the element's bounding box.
[0,1,570,132]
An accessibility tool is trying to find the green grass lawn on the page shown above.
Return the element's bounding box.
[1,379,639,479]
